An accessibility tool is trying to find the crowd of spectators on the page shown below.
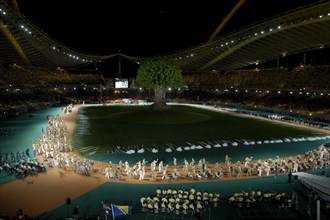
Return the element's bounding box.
[183,65,330,93]
[1,64,329,122]
[0,64,103,87]
[1,64,329,93]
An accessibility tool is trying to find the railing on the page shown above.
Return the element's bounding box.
[293,172,330,202]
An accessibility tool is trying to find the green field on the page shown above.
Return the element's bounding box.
[72,105,323,155]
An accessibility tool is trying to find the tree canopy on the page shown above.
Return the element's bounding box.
[136,57,183,89]
[136,57,183,111]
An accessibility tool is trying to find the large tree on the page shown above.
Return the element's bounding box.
[136,57,183,111]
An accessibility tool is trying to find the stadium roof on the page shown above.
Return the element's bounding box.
[163,1,330,72]
[0,0,329,73]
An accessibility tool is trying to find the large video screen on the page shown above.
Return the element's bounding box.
[114,78,129,88]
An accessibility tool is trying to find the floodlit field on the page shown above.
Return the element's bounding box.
[72,105,323,155]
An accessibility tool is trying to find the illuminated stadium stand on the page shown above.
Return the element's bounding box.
[0,0,329,119]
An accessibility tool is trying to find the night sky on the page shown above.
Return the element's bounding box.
[15,0,323,76]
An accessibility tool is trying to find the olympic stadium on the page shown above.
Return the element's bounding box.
[1,1,330,220]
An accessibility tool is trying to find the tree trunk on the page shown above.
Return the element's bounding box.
[150,87,169,111]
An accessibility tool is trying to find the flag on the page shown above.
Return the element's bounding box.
[111,204,132,219]
[102,201,112,219]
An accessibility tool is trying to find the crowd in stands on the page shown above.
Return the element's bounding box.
[173,89,330,123]
[2,64,329,95]
[1,64,329,122]
[0,64,103,87]
[180,66,330,117]
[0,65,109,117]
[183,66,330,93]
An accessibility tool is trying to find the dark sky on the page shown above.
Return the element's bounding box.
[16,0,322,56]
[15,0,322,76]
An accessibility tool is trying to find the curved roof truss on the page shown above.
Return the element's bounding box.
[164,2,330,72]
[0,1,329,73]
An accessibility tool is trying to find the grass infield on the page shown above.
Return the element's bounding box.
[72,105,322,155]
